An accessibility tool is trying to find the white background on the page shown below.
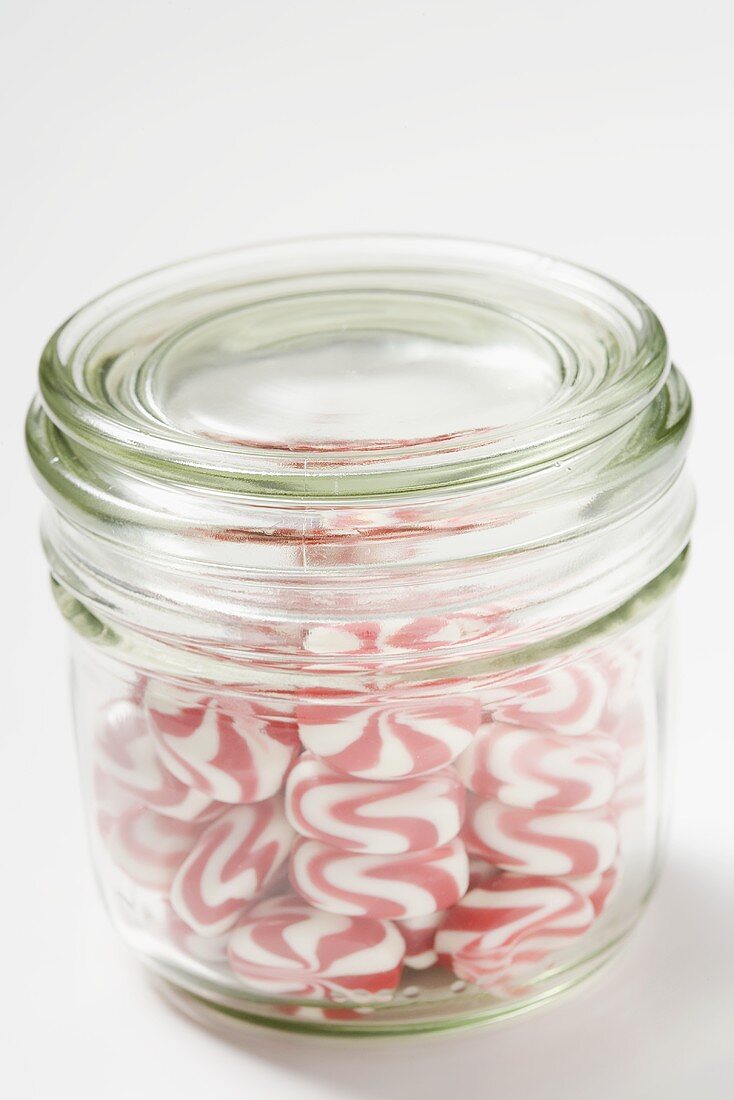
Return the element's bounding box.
[2,1,732,1097]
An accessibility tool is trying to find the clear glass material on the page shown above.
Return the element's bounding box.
[27,237,694,1035]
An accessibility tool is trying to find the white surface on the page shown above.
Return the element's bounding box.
[2,1,732,1096]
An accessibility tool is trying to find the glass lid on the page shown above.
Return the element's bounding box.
[30,236,670,498]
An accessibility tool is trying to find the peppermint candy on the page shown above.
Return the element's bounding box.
[435,874,595,990]
[492,660,611,737]
[227,894,405,1003]
[145,683,299,804]
[105,806,204,891]
[394,912,445,969]
[289,837,470,919]
[568,860,619,916]
[285,753,464,853]
[296,696,481,780]
[96,699,221,823]
[464,796,619,877]
[456,720,618,811]
[171,799,294,936]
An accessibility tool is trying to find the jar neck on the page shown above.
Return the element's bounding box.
[36,368,693,671]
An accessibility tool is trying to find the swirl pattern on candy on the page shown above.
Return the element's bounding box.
[289,837,470,919]
[464,796,618,877]
[296,696,481,780]
[456,720,618,811]
[227,893,405,1002]
[171,799,294,936]
[435,874,595,990]
[145,683,299,804]
[285,753,465,853]
[96,699,221,822]
[492,660,612,737]
[567,860,620,916]
[106,806,205,891]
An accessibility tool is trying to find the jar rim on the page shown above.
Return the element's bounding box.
[29,234,672,503]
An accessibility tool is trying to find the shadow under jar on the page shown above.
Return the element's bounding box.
[26,237,694,1036]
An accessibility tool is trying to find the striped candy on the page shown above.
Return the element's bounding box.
[171,799,294,936]
[492,660,611,737]
[227,893,405,1003]
[464,796,618,877]
[96,699,221,823]
[568,860,620,916]
[145,683,299,805]
[394,911,445,969]
[436,874,594,989]
[296,696,481,780]
[289,837,470,919]
[285,753,465,853]
[456,720,618,811]
[105,806,204,891]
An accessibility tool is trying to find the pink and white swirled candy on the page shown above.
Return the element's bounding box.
[568,861,619,916]
[491,660,612,737]
[285,753,465,853]
[395,912,445,969]
[457,720,618,811]
[105,806,204,891]
[96,699,222,823]
[435,874,595,989]
[296,696,481,780]
[464,796,618,876]
[171,799,294,935]
[145,683,299,804]
[227,893,405,1002]
[290,837,469,919]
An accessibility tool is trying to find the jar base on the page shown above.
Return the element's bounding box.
[146,930,632,1039]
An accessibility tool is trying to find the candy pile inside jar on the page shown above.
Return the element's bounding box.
[92,623,649,1012]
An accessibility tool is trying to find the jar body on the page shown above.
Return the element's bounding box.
[28,237,693,1034]
[66,574,677,1035]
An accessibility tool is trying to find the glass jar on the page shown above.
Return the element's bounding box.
[26,236,694,1036]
